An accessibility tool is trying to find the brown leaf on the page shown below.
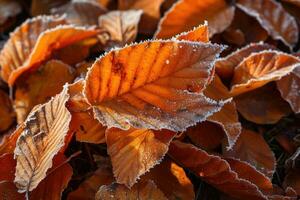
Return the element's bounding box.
[118,0,164,34]
[67,80,90,113]
[230,50,300,96]
[84,40,226,131]
[0,15,99,86]
[0,154,16,181]
[14,87,72,192]
[0,124,24,155]
[276,65,300,113]
[106,127,176,187]
[224,129,276,178]
[14,60,75,123]
[168,141,272,200]
[155,0,235,39]
[98,10,142,48]
[142,158,195,200]
[0,89,15,132]
[236,0,299,49]
[51,0,107,26]
[0,0,21,25]
[204,75,241,149]
[283,169,300,196]
[282,0,300,7]
[95,180,168,200]
[215,43,275,80]
[235,83,292,124]
[31,0,68,16]
[67,157,114,200]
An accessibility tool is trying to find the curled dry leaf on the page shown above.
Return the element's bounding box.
[14,87,72,192]
[230,50,300,96]
[51,0,107,26]
[215,43,275,80]
[67,156,114,200]
[0,0,21,25]
[84,40,226,131]
[142,158,195,200]
[276,65,300,113]
[224,129,276,178]
[0,89,15,132]
[236,0,299,49]
[0,15,99,86]
[118,0,164,34]
[14,60,75,123]
[95,180,167,200]
[105,127,176,187]
[235,83,293,124]
[168,141,273,200]
[98,10,143,49]
[155,0,235,39]
[204,75,241,149]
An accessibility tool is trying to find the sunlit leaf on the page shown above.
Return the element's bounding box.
[230,50,300,96]
[106,127,176,187]
[175,22,209,43]
[236,0,299,49]
[155,0,235,39]
[84,40,226,131]
[14,87,71,192]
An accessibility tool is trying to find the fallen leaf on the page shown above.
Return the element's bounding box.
[118,0,164,34]
[155,0,235,39]
[84,40,226,131]
[168,141,272,200]
[215,43,275,80]
[0,89,15,132]
[67,156,114,200]
[67,80,90,113]
[0,124,24,155]
[276,65,300,113]
[51,0,107,26]
[224,129,276,178]
[142,158,195,200]
[0,154,16,181]
[282,0,300,7]
[14,60,75,123]
[236,0,299,49]
[235,83,292,124]
[106,127,176,187]
[98,10,142,48]
[204,75,241,149]
[0,15,99,86]
[14,87,72,192]
[175,22,209,43]
[222,28,246,46]
[283,169,300,196]
[230,50,300,96]
[95,180,168,200]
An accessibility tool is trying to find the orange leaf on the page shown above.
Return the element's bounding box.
[52,0,107,26]
[67,156,114,200]
[276,65,300,113]
[118,0,165,34]
[0,89,15,132]
[224,129,276,178]
[204,75,241,149]
[105,127,176,187]
[230,51,300,96]
[155,0,235,39]
[236,0,299,49]
[0,15,99,86]
[215,43,275,80]
[95,179,167,200]
[168,141,272,200]
[14,60,75,123]
[175,22,209,43]
[235,83,292,124]
[142,158,195,200]
[84,40,226,131]
[67,80,90,113]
